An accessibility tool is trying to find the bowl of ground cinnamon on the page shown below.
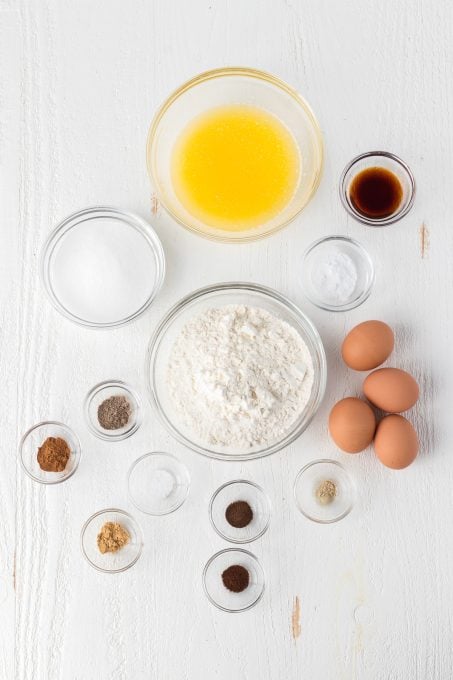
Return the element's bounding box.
[203,548,265,612]
[209,480,271,544]
[81,508,143,573]
[84,379,141,441]
[20,421,81,484]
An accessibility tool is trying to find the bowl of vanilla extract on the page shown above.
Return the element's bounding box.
[340,151,415,226]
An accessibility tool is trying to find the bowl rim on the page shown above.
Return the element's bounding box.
[40,206,166,328]
[339,151,416,227]
[146,66,324,243]
[146,281,327,461]
[293,458,356,524]
[19,420,81,485]
[202,547,265,612]
[80,507,144,573]
[209,479,271,543]
[301,234,375,312]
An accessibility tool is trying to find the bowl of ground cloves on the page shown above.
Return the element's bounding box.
[203,548,265,612]
[20,421,81,484]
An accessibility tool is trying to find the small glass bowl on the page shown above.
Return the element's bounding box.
[202,548,265,612]
[209,480,270,544]
[340,151,415,226]
[300,236,374,312]
[85,380,141,441]
[147,67,323,242]
[41,207,165,328]
[81,508,143,573]
[147,282,327,460]
[128,452,190,515]
[20,421,81,484]
[294,459,355,523]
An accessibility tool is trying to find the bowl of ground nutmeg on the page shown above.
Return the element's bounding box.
[209,480,271,544]
[203,548,265,612]
[84,379,141,441]
[81,508,143,573]
[20,421,81,484]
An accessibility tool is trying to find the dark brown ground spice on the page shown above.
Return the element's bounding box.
[225,500,253,528]
[97,395,131,430]
[37,436,71,472]
[221,565,250,593]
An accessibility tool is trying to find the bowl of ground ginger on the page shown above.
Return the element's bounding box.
[81,508,143,573]
[20,421,81,484]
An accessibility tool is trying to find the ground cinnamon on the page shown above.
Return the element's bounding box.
[37,436,70,472]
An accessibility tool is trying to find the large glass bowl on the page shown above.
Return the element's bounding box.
[146,67,323,243]
[146,283,327,460]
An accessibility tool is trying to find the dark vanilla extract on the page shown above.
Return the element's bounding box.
[349,167,403,219]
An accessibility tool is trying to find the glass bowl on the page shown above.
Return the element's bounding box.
[294,459,355,523]
[128,452,190,515]
[146,67,323,242]
[340,151,415,226]
[20,421,81,484]
[81,508,143,573]
[209,480,270,543]
[84,380,142,441]
[146,282,327,460]
[300,236,375,311]
[202,548,265,612]
[41,207,165,328]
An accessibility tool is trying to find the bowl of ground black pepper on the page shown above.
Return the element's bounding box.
[20,421,81,484]
[203,548,265,612]
[209,480,271,544]
[84,379,141,441]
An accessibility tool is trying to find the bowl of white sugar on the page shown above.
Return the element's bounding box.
[147,282,326,460]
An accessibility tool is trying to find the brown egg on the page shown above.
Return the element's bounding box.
[329,397,376,453]
[342,320,394,371]
[363,367,419,413]
[374,414,419,469]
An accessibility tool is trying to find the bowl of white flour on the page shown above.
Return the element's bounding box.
[147,283,326,460]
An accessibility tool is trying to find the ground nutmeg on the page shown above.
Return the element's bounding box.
[37,436,71,472]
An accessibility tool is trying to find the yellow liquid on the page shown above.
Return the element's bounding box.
[171,105,300,231]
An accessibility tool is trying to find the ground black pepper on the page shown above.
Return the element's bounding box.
[225,500,253,528]
[221,565,250,593]
[97,395,131,430]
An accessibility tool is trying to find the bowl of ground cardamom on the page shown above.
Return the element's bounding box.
[19,421,81,485]
[294,459,356,523]
[81,508,143,573]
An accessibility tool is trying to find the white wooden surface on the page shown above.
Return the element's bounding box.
[2,1,453,678]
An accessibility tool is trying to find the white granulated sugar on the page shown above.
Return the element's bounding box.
[310,250,357,303]
[167,305,314,449]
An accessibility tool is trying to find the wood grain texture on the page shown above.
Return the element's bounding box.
[2,0,453,678]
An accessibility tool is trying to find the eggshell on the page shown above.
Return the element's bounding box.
[374,414,419,469]
[328,397,376,453]
[363,367,419,412]
[342,320,394,371]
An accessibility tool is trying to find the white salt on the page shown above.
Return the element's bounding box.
[310,250,358,304]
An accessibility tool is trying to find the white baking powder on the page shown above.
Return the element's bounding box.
[310,250,357,304]
[167,305,314,449]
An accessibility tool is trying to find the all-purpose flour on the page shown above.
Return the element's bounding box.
[167,305,314,449]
